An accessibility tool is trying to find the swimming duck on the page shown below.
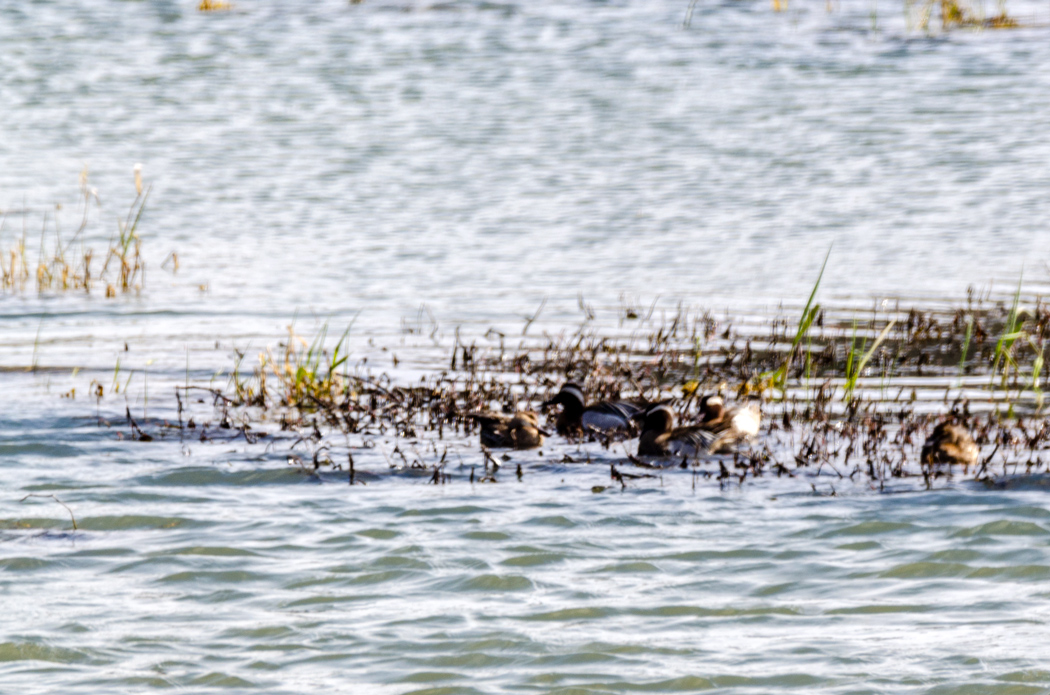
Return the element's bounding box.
[637,405,717,457]
[697,394,761,452]
[542,383,646,437]
[468,411,547,450]
[921,422,979,469]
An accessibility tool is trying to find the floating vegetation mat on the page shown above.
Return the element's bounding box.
[87,282,1050,494]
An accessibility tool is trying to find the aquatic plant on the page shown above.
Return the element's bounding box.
[227,321,355,411]
[759,247,830,396]
[957,315,974,378]
[92,282,1050,490]
[198,0,232,11]
[991,273,1025,390]
[843,318,897,402]
[0,168,161,297]
[682,0,1021,33]
[910,0,1019,30]
[265,322,354,408]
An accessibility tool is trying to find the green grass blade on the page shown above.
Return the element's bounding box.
[768,246,831,393]
[844,318,896,399]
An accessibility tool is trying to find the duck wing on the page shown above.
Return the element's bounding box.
[468,411,511,448]
[508,423,543,449]
[666,427,718,457]
[468,411,511,427]
[581,400,642,431]
[709,430,754,454]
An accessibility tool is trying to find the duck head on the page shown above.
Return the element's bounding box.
[542,383,586,415]
[699,395,725,423]
[640,404,676,436]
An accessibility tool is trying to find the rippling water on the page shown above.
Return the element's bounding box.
[8,438,1050,693]
[4,1,1050,692]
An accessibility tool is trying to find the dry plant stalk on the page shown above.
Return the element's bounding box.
[198,0,233,11]
[910,0,1019,30]
[0,167,158,297]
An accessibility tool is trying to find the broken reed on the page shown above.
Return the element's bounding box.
[0,169,155,297]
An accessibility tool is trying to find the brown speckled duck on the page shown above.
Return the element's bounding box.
[468,411,547,450]
[921,422,979,470]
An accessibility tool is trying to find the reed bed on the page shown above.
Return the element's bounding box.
[110,280,1050,491]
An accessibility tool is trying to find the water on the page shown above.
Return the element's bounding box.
[4,1,1050,692]
[8,450,1050,693]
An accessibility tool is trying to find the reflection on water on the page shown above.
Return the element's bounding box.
[4,0,1050,692]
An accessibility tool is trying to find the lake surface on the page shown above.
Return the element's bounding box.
[4,1,1050,692]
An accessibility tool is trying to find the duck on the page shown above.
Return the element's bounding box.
[637,405,717,457]
[697,394,761,452]
[921,421,979,470]
[542,382,646,437]
[468,411,547,450]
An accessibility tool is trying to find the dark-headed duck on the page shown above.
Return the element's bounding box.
[543,383,646,437]
[637,405,717,457]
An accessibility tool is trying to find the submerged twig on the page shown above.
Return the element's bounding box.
[19,494,78,531]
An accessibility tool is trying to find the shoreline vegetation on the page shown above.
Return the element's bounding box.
[196,0,1036,33]
[0,169,170,298]
[677,0,1030,32]
[95,274,1050,493]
